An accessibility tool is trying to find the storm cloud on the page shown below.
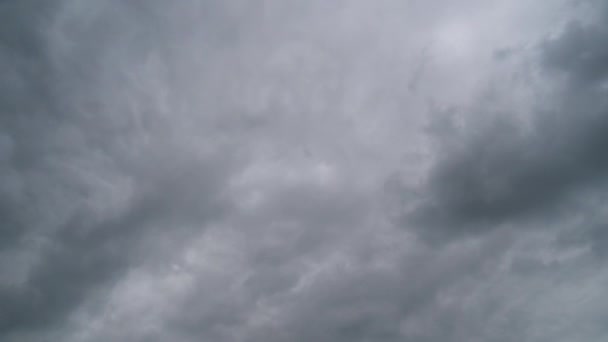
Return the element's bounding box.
[2,0,608,341]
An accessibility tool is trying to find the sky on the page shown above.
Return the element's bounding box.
[1,0,608,341]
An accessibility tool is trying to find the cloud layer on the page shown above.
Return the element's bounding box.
[1,0,608,341]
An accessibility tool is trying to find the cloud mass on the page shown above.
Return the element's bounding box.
[1,0,608,341]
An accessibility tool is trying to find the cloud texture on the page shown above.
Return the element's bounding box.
[1,0,608,341]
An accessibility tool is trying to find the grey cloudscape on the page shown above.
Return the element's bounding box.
[1,0,608,341]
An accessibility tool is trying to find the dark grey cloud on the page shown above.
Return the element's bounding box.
[0,1,240,339]
[3,1,608,342]
[542,22,608,85]
[407,4,608,241]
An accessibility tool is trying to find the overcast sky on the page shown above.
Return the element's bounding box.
[1,0,608,341]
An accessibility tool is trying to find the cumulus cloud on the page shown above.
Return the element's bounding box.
[2,0,608,341]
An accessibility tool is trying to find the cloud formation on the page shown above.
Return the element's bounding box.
[409,1,608,240]
[1,1,608,341]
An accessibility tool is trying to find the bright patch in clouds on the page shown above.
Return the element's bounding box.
[433,19,476,61]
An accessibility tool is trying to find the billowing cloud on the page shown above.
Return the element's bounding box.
[2,0,608,341]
